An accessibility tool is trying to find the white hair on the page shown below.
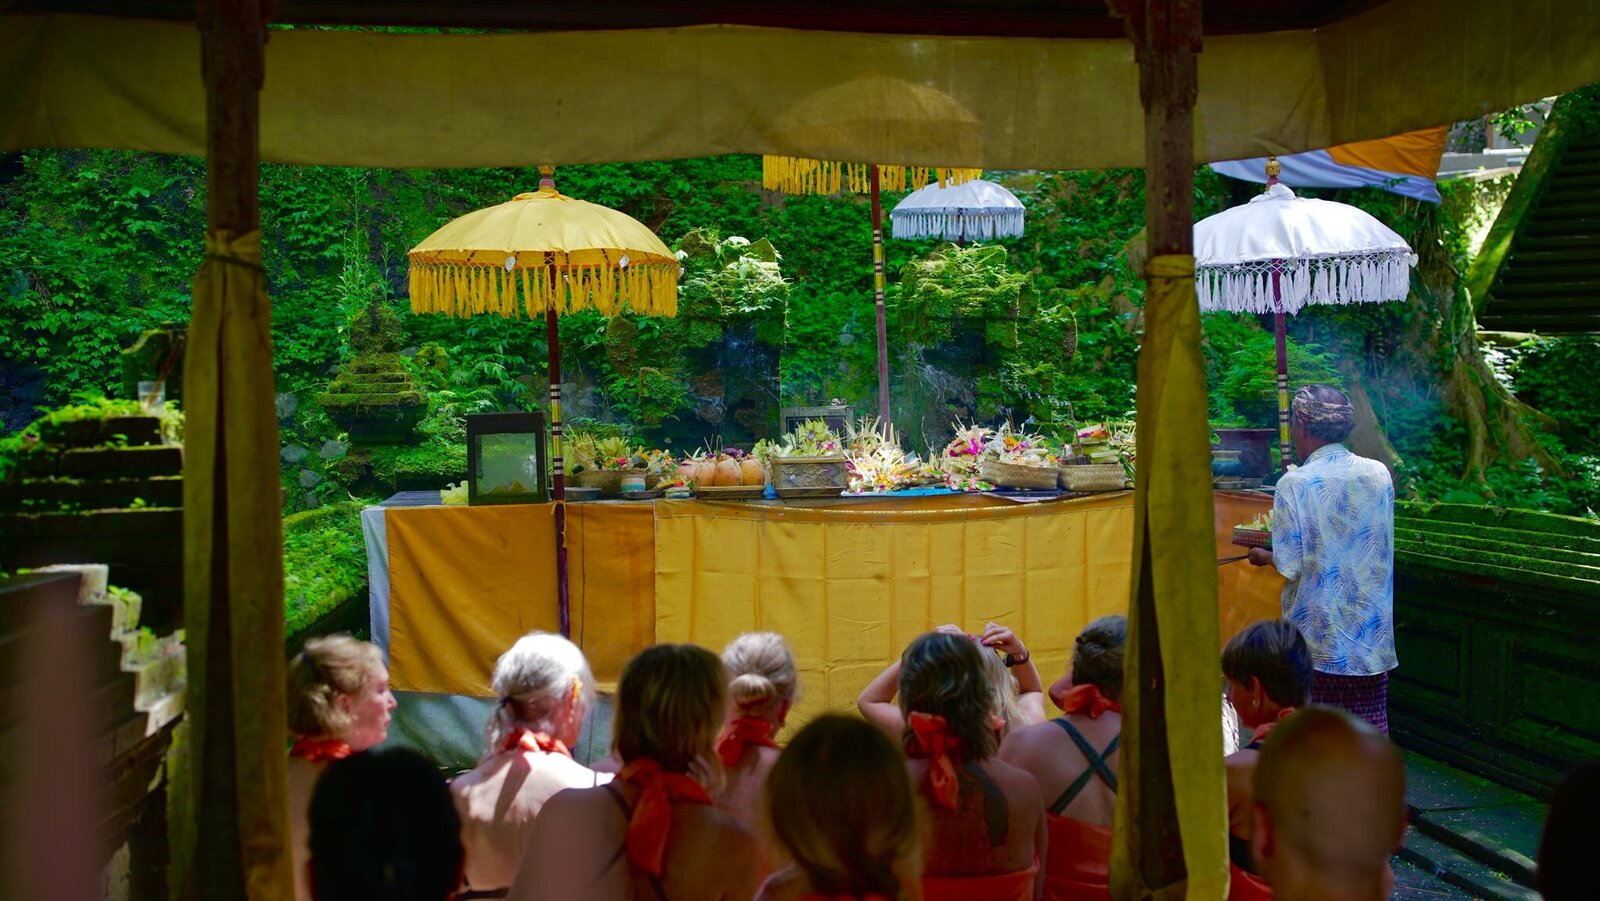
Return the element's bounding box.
[482,631,594,760]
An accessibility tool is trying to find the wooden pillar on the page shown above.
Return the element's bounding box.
[181,1,288,898]
[1107,0,1207,898]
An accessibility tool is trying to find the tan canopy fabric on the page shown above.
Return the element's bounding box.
[2,6,1598,169]
[3,5,1596,900]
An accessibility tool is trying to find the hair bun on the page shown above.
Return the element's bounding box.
[730,672,778,712]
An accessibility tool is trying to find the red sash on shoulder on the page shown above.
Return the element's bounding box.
[289,737,353,762]
[907,712,963,810]
[619,757,713,878]
[501,726,573,759]
[1058,684,1123,719]
[715,715,779,767]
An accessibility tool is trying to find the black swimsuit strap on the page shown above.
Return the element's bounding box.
[1230,831,1258,874]
[1049,717,1121,815]
[597,782,670,901]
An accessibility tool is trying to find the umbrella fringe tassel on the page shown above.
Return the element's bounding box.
[409,263,679,319]
[1194,250,1416,315]
[762,155,981,195]
[889,208,1025,242]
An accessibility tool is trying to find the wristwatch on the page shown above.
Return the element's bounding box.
[1004,651,1029,668]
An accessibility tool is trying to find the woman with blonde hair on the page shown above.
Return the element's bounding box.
[508,644,762,901]
[999,615,1125,901]
[451,631,608,897]
[857,622,1046,741]
[899,631,1045,901]
[286,634,396,900]
[756,715,921,901]
[715,631,799,843]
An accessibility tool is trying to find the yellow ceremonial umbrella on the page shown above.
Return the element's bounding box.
[764,77,981,423]
[408,166,678,636]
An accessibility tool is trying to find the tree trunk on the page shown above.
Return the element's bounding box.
[1313,200,1564,493]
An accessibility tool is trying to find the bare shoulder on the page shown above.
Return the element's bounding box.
[539,782,616,823]
[683,799,759,843]
[449,761,488,794]
[1224,749,1259,793]
[998,719,1056,765]
[546,753,613,787]
[984,756,1044,808]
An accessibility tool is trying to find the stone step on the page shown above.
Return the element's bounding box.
[1400,751,1546,899]
[1398,831,1539,901]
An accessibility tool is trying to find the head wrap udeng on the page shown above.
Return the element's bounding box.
[1292,386,1354,438]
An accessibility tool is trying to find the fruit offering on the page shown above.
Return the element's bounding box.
[679,447,767,487]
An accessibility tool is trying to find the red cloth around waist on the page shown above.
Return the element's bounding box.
[922,862,1038,901]
[1043,813,1112,901]
[1228,863,1273,901]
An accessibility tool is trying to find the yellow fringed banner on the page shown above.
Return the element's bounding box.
[406,261,679,321]
[762,155,981,195]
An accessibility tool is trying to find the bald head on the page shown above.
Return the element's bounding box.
[1252,707,1406,899]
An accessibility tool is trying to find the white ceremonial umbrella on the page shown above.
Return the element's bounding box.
[891,178,1025,243]
[1194,167,1416,469]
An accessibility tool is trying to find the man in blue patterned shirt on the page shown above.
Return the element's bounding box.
[1248,385,1396,733]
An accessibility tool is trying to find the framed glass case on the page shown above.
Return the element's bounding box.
[465,412,548,505]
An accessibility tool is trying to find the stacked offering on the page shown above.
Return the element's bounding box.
[1060,424,1133,491]
[1232,511,1273,548]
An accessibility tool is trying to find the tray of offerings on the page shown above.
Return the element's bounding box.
[1231,511,1272,549]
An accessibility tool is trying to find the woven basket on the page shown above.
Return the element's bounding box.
[979,459,1060,490]
[1059,464,1128,492]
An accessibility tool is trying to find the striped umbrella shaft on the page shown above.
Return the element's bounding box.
[871,165,890,423]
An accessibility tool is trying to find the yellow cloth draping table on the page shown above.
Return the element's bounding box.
[385,502,654,694]
[377,491,1281,733]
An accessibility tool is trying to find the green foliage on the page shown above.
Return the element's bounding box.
[0,151,206,403]
[896,244,1037,348]
[282,501,368,641]
[364,441,468,484]
[1505,336,1600,453]
[1203,315,1344,428]
[572,228,792,430]
[676,229,789,319]
[6,141,1599,516]
[347,301,405,355]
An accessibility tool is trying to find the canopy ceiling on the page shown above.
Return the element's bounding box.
[3,0,1387,37]
[1,1,1598,170]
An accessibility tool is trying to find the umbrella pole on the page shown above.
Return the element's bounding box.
[1273,259,1292,471]
[547,303,571,638]
[871,164,891,423]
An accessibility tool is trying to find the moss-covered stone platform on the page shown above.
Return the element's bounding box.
[1393,501,1600,795]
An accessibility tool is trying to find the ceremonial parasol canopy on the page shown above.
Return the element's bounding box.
[890,178,1026,243]
[1194,173,1416,468]
[408,166,679,636]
